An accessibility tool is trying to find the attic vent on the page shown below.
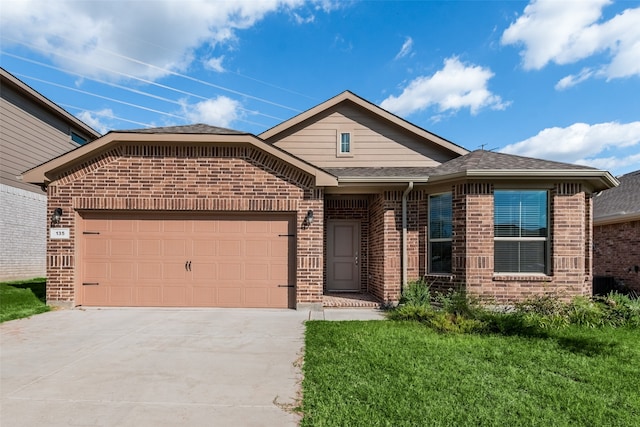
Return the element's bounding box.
[556,183,582,195]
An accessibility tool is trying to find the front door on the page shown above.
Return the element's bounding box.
[327,220,360,292]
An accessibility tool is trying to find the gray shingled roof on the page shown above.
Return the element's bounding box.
[119,124,247,135]
[429,149,597,176]
[324,167,435,179]
[593,170,640,219]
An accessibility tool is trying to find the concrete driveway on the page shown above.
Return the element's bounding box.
[0,308,311,427]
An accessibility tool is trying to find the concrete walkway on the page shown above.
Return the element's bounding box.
[0,307,383,427]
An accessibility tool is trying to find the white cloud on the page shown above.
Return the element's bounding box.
[394,37,414,60]
[555,68,595,90]
[181,96,242,128]
[502,0,640,82]
[500,121,640,172]
[204,56,226,73]
[0,0,306,81]
[77,109,114,134]
[380,57,508,117]
[577,152,640,172]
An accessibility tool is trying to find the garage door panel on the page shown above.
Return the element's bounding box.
[109,287,134,305]
[218,240,241,256]
[163,221,187,233]
[84,262,108,280]
[138,287,161,305]
[138,220,161,232]
[245,263,269,281]
[80,214,293,308]
[246,240,269,257]
[110,263,135,280]
[164,263,188,280]
[111,239,135,256]
[219,263,243,280]
[164,240,187,256]
[138,263,163,280]
[270,262,289,281]
[192,239,216,257]
[111,221,134,233]
[218,288,242,306]
[83,285,108,305]
[85,239,108,257]
[191,263,217,280]
[139,240,162,256]
[162,287,188,306]
[192,287,217,306]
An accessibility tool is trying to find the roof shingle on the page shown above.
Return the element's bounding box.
[593,170,640,219]
[119,124,247,135]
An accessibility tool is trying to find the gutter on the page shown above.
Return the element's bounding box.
[402,181,414,292]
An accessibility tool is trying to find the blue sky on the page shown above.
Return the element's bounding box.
[1,0,639,175]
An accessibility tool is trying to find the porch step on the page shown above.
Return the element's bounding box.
[323,293,381,308]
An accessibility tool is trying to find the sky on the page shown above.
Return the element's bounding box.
[1,0,639,176]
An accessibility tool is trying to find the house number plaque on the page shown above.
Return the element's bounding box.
[50,228,70,239]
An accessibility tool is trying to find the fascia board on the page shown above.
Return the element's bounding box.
[593,211,640,226]
[428,169,619,190]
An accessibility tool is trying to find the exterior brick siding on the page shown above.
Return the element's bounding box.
[594,220,640,292]
[427,181,594,303]
[45,143,324,307]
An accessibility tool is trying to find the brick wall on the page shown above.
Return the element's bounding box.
[430,181,594,303]
[45,143,323,307]
[0,184,47,280]
[594,220,640,292]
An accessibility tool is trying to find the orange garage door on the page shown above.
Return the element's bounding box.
[78,213,295,308]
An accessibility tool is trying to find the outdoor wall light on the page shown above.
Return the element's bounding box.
[303,209,314,227]
[51,208,63,226]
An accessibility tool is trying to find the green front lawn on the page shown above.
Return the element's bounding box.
[302,321,640,426]
[0,278,49,322]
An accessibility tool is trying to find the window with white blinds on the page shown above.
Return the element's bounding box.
[429,192,452,273]
[494,190,548,273]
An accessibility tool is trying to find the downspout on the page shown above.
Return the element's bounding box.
[402,181,414,292]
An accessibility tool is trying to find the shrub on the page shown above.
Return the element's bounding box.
[399,280,431,308]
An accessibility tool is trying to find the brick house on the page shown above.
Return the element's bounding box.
[22,91,617,309]
[1,68,99,281]
[593,170,640,293]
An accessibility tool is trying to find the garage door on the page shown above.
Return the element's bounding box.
[78,213,295,308]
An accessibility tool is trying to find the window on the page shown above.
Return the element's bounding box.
[339,132,351,154]
[429,192,452,273]
[71,132,88,145]
[494,190,548,274]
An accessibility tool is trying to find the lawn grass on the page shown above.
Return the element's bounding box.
[302,321,640,427]
[0,278,49,322]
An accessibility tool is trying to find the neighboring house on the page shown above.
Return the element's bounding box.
[0,68,100,281]
[22,91,616,309]
[593,170,640,293]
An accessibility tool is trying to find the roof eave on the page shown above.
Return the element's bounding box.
[594,211,640,226]
[428,169,619,191]
[1,68,100,139]
[21,132,338,187]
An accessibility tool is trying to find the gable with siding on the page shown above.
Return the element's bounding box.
[262,91,467,169]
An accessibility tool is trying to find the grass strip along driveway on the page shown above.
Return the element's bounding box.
[0,278,49,323]
[302,321,640,427]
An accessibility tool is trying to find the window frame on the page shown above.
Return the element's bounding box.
[428,192,453,274]
[336,131,353,157]
[70,132,88,145]
[493,189,550,275]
